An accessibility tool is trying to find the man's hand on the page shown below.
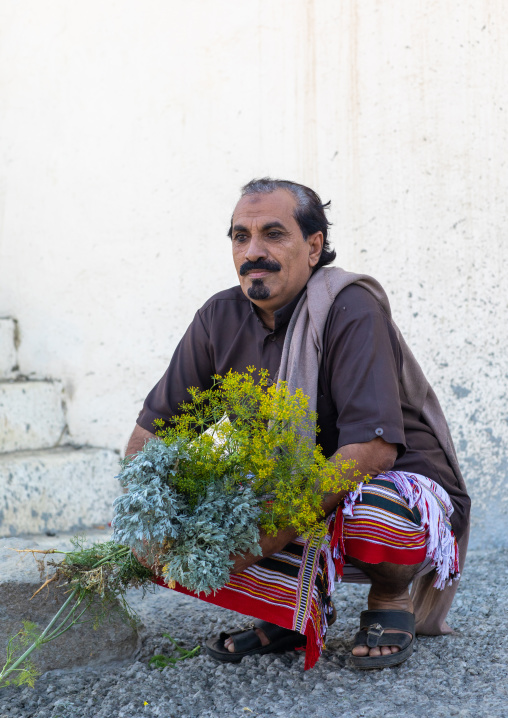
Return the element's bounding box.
[125,424,158,457]
[230,527,298,574]
[320,437,397,515]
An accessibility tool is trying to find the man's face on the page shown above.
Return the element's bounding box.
[231,189,323,321]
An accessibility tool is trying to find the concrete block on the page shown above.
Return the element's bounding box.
[0,380,66,453]
[0,318,18,378]
[0,447,121,537]
[0,533,139,673]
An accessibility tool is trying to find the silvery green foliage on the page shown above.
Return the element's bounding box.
[112,438,262,593]
[112,439,190,560]
[161,482,262,595]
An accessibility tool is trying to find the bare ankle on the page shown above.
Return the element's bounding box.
[367,588,413,614]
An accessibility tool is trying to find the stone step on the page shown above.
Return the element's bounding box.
[0,447,121,537]
[0,317,18,378]
[0,380,67,453]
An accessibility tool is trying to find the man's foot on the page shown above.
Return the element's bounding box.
[350,607,415,669]
[225,627,269,652]
[351,591,414,658]
[224,603,336,653]
[205,620,306,663]
[344,556,420,662]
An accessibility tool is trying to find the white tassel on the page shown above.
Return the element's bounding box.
[385,471,460,590]
[342,482,364,518]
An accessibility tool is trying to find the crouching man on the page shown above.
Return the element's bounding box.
[126,178,470,669]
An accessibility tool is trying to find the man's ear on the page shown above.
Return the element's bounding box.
[307,231,324,267]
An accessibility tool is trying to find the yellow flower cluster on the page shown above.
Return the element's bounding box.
[154,368,360,539]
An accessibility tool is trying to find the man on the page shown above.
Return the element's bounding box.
[127,178,470,669]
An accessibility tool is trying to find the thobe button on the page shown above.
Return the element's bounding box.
[375,427,384,436]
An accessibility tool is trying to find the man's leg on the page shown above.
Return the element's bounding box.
[222,473,456,665]
[339,475,432,660]
[346,557,422,657]
[196,536,334,668]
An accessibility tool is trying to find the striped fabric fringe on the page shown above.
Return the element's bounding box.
[385,471,461,589]
[329,506,346,582]
[334,471,460,590]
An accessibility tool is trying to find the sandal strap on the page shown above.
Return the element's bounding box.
[353,627,413,650]
[222,620,304,654]
[253,619,303,644]
[359,609,415,635]
[221,628,262,654]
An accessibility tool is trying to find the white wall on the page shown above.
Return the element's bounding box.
[1,1,507,543]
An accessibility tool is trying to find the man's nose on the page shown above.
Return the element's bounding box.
[244,233,268,261]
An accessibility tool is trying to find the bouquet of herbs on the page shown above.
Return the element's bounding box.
[112,368,358,594]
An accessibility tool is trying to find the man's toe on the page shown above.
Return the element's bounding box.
[351,645,370,657]
[352,643,401,657]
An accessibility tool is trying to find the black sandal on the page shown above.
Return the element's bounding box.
[205,619,306,663]
[350,609,415,669]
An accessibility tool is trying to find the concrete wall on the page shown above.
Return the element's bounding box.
[1,1,507,545]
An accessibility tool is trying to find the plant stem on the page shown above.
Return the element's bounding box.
[0,587,79,685]
[46,600,91,641]
[0,543,134,687]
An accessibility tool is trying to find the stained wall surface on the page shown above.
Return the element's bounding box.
[0,1,506,546]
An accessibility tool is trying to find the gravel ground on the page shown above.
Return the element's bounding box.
[1,546,506,718]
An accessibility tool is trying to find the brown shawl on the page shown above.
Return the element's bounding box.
[277,266,469,635]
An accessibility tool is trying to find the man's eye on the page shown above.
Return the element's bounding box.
[234,234,247,242]
[267,231,281,239]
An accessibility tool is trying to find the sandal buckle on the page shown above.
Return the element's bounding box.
[366,622,384,647]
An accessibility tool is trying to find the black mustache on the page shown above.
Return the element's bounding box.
[239,260,281,276]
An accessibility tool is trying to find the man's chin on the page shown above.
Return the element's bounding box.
[246,279,271,301]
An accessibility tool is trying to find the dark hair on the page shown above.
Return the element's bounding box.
[228,177,336,269]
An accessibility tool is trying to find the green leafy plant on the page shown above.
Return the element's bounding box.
[155,368,359,536]
[0,538,154,689]
[149,633,200,669]
[1,621,40,688]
